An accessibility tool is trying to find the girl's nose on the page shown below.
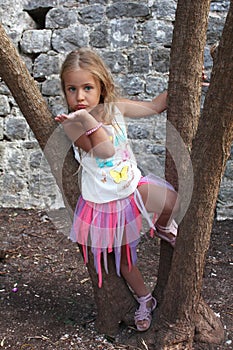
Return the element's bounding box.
[76,90,84,101]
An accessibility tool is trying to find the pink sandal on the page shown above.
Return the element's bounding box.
[155,219,178,247]
[134,293,157,331]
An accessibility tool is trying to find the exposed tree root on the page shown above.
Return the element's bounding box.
[194,298,225,344]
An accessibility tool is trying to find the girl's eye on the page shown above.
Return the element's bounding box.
[85,86,92,91]
[68,86,76,92]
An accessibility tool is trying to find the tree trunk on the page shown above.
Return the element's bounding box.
[155,0,211,302]
[148,1,233,348]
[0,23,136,335]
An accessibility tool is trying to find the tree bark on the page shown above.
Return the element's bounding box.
[0,23,136,335]
[155,0,211,303]
[149,0,233,348]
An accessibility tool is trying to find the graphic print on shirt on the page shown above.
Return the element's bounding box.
[109,165,129,184]
[101,170,107,183]
[96,157,114,168]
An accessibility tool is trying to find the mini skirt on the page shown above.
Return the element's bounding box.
[70,174,174,287]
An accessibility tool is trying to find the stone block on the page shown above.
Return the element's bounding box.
[207,14,227,44]
[142,20,173,46]
[210,1,230,12]
[46,7,78,29]
[20,29,52,54]
[41,75,61,96]
[24,0,67,11]
[90,25,109,48]
[151,0,176,20]
[110,19,136,48]
[46,96,67,117]
[106,3,149,19]
[0,82,10,95]
[29,150,43,169]
[51,26,88,52]
[116,75,144,96]
[0,96,10,115]
[146,75,168,95]
[5,117,29,140]
[128,49,150,73]
[224,159,233,180]
[78,5,105,24]
[101,51,128,74]
[151,47,170,73]
[33,52,63,78]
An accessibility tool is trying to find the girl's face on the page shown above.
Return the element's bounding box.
[63,68,102,113]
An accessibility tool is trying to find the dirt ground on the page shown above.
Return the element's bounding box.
[0,207,232,350]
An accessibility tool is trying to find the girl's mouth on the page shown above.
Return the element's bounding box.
[76,104,87,110]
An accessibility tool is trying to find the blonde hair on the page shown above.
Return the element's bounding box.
[60,48,119,124]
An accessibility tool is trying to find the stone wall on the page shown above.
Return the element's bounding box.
[0,0,232,219]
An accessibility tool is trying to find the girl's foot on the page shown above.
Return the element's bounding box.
[155,219,178,247]
[134,293,157,331]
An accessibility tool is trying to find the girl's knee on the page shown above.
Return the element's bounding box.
[163,190,180,217]
[171,191,180,212]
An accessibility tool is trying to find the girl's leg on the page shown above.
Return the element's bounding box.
[137,182,179,241]
[120,245,156,331]
[120,245,149,297]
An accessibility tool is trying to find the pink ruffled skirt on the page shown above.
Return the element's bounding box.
[70,174,174,287]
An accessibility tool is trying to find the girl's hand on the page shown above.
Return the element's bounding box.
[55,112,85,143]
[55,110,90,124]
[55,110,101,136]
[55,113,69,123]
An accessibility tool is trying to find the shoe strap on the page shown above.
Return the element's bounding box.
[135,293,157,322]
[156,219,178,237]
[136,293,153,304]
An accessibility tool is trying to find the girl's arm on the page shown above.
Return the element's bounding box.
[55,110,115,159]
[117,91,167,118]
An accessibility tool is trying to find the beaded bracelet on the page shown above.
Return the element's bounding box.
[85,122,103,136]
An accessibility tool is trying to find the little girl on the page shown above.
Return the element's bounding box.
[55,48,179,332]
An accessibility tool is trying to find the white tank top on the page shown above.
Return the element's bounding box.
[73,108,141,203]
